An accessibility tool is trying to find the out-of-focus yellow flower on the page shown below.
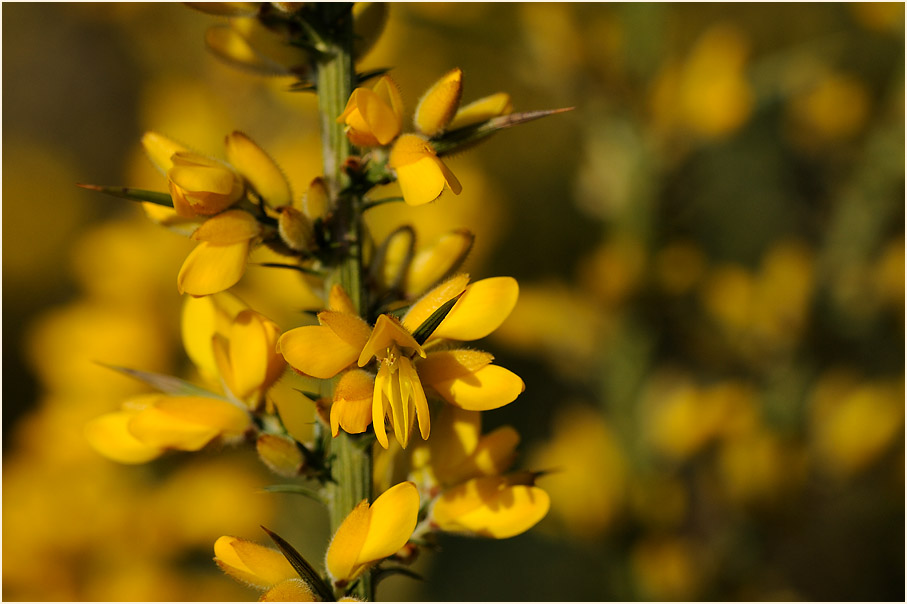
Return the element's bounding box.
[429,472,550,539]
[338,75,404,147]
[631,536,702,601]
[650,24,753,141]
[178,209,263,296]
[279,276,523,449]
[810,372,905,478]
[578,235,647,308]
[325,481,420,585]
[528,405,626,538]
[654,240,708,296]
[850,1,905,32]
[85,394,252,463]
[787,71,870,144]
[644,375,757,462]
[388,133,462,206]
[494,282,606,378]
[874,237,905,313]
[717,427,807,505]
[204,15,311,76]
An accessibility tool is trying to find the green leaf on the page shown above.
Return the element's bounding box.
[76,184,174,207]
[261,526,335,602]
[410,293,462,345]
[97,362,223,399]
[432,107,574,156]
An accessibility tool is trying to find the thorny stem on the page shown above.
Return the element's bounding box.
[314,5,373,601]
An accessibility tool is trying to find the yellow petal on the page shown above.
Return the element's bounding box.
[214,535,298,589]
[358,314,424,367]
[406,229,474,296]
[448,92,513,130]
[326,500,370,583]
[357,481,420,566]
[223,310,285,402]
[432,276,519,341]
[415,68,463,136]
[84,411,164,464]
[387,133,435,168]
[401,273,470,334]
[142,131,191,174]
[388,135,461,206]
[177,239,252,296]
[328,284,358,315]
[278,324,360,379]
[431,476,550,538]
[128,397,250,451]
[394,156,447,206]
[332,370,375,436]
[422,406,481,479]
[417,349,494,381]
[261,578,317,601]
[273,392,316,444]
[338,86,401,147]
[181,293,247,383]
[192,209,261,244]
[225,131,292,207]
[170,153,238,195]
[447,425,520,485]
[419,352,524,411]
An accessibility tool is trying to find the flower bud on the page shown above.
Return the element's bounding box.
[278,206,315,252]
[256,434,305,477]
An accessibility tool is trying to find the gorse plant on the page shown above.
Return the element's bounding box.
[82,3,566,601]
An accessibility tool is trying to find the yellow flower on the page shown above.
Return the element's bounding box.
[325,481,420,585]
[168,151,245,217]
[387,133,462,206]
[409,407,548,539]
[214,536,316,601]
[429,473,550,539]
[178,209,262,296]
[182,294,285,408]
[140,131,295,295]
[85,394,252,463]
[337,75,405,147]
[277,276,523,449]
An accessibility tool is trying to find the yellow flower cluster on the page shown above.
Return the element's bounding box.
[338,70,513,205]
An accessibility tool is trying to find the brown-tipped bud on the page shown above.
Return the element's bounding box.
[256,434,305,477]
[278,206,315,252]
[303,177,329,220]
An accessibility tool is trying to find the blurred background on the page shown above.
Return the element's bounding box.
[3,3,904,601]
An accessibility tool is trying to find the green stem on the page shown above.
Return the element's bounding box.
[314,6,373,601]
